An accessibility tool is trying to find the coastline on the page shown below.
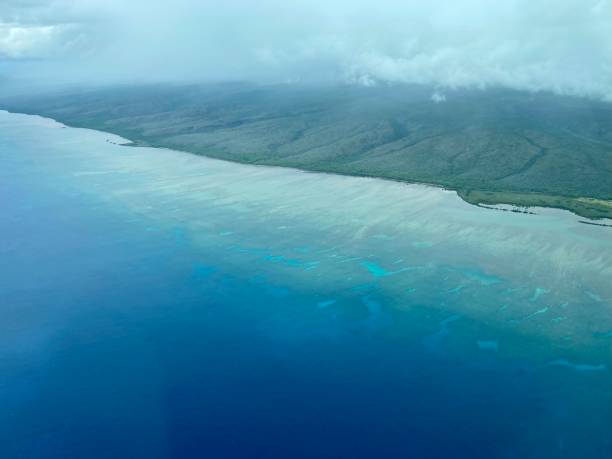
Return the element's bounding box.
[4,108,612,221]
[3,107,611,362]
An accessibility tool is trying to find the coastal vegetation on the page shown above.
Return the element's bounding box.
[3,83,611,218]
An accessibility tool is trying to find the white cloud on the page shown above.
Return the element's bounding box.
[0,23,75,58]
[1,0,611,100]
[431,91,446,103]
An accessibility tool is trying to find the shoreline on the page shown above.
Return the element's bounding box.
[4,108,610,365]
[4,109,612,222]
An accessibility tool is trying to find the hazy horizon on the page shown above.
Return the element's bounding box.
[1,0,611,100]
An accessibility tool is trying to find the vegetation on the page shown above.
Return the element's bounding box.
[2,83,611,218]
[458,190,612,219]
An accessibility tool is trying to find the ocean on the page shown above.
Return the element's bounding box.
[1,111,610,458]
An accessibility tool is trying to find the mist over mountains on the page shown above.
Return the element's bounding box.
[1,0,611,100]
[2,1,611,216]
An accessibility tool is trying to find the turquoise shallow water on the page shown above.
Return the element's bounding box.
[1,111,611,458]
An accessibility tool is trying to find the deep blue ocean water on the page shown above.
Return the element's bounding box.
[1,111,611,458]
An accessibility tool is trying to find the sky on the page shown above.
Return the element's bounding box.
[1,0,611,100]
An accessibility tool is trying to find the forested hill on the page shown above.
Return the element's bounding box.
[3,83,611,218]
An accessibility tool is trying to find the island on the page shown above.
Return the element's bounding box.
[2,83,611,218]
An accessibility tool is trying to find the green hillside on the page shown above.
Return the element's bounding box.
[3,83,611,218]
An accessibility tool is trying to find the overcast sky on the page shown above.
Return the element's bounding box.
[1,0,611,99]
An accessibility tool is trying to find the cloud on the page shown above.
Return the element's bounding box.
[431,91,447,103]
[0,23,85,59]
[1,0,611,100]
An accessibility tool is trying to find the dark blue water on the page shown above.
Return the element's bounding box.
[1,112,611,458]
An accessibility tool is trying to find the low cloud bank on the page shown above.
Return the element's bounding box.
[1,0,611,100]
